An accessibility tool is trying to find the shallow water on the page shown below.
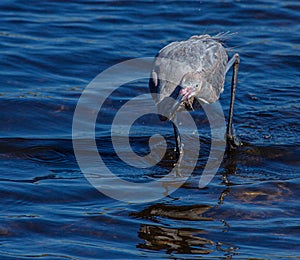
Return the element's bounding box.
[0,0,299,259]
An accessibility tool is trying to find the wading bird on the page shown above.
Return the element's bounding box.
[149,33,240,159]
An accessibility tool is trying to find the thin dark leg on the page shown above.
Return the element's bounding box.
[172,120,181,159]
[226,53,241,151]
[171,118,184,174]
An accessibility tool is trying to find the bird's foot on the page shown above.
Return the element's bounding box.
[226,134,241,152]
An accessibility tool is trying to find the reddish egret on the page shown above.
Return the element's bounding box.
[149,33,240,158]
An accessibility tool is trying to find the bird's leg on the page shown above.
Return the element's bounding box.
[226,53,241,151]
[172,115,181,159]
[171,115,184,174]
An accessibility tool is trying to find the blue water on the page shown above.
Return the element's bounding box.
[1,1,299,259]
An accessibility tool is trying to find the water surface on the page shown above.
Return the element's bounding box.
[0,0,299,259]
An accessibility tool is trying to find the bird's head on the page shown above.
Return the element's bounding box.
[179,72,203,103]
[157,72,203,121]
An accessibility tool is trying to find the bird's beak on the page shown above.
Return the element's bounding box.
[157,86,185,121]
[167,86,194,119]
[157,95,182,121]
[167,94,183,120]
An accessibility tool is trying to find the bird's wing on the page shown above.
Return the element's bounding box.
[150,40,194,103]
[196,40,228,103]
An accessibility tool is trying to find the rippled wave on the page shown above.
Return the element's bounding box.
[0,0,299,259]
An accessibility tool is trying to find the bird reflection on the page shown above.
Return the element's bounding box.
[137,224,214,255]
[133,143,284,256]
[133,204,213,254]
[132,203,213,221]
[133,203,239,255]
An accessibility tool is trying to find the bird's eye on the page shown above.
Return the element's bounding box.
[195,84,199,88]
